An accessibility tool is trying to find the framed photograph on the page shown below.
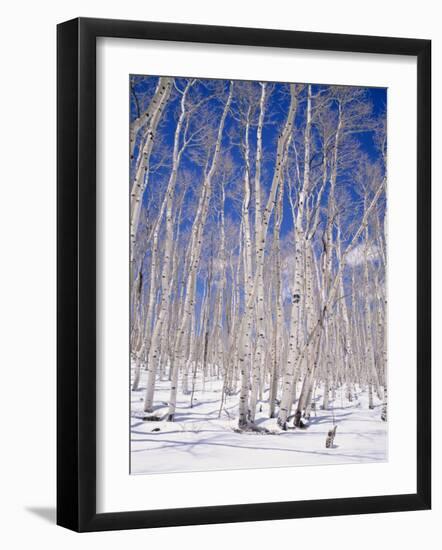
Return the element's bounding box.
[57,17,431,532]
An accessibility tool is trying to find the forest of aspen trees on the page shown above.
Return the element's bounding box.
[129,75,387,474]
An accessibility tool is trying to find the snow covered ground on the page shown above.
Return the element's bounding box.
[131,370,387,475]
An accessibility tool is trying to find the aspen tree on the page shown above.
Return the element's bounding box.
[143,80,193,411]
[168,82,234,420]
[278,85,311,429]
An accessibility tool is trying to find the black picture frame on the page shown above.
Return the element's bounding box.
[57,17,431,532]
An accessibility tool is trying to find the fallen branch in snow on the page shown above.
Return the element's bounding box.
[142,414,162,422]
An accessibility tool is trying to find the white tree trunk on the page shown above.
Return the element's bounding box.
[130,77,172,264]
[278,85,311,428]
